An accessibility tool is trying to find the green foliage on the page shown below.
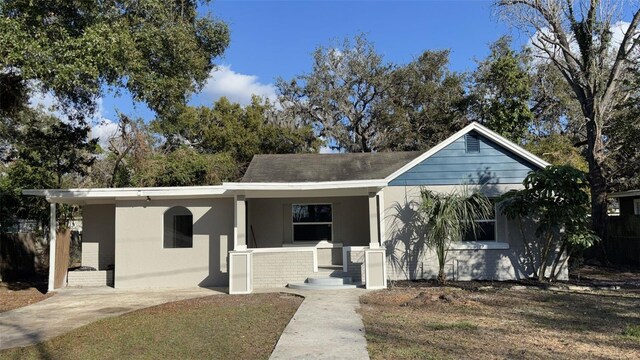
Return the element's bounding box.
[419,188,493,283]
[0,109,97,228]
[277,34,393,152]
[132,148,237,187]
[525,134,588,172]
[157,96,320,166]
[469,36,533,142]
[378,50,466,151]
[8,110,98,188]
[497,0,640,240]
[85,96,319,188]
[0,0,229,119]
[529,62,583,138]
[499,165,598,281]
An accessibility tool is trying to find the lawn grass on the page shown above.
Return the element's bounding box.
[360,286,640,359]
[1,293,302,360]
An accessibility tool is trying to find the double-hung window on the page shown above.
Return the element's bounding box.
[462,202,496,242]
[292,204,332,242]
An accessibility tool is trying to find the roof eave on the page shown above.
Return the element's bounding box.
[22,180,389,202]
[609,190,640,198]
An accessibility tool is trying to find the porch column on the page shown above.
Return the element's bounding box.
[378,190,385,246]
[368,192,380,249]
[48,202,56,292]
[234,195,247,250]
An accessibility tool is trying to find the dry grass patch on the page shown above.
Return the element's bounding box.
[360,287,640,359]
[0,282,52,313]
[1,293,302,360]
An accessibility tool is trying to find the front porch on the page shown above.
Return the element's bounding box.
[228,187,388,293]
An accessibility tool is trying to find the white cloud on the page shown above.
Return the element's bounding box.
[28,88,117,149]
[89,118,119,149]
[28,90,59,114]
[527,21,636,63]
[610,21,632,48]
[200,65,277,106]
[319,146,339,154]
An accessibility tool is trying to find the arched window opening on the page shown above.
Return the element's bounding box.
[164,206,193,248]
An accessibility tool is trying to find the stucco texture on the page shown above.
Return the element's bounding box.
[247,196,370,247]
[382,186,568,282]
[114,198,233,289]
[81,204,115,270]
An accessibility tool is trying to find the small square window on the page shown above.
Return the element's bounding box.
[466,133,480,153]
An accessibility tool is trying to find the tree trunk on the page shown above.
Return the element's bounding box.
[518,217,538,278]
[585,112,608,258]
[549,242,566,282]
[437,267,446,284]
[538,230,554,281]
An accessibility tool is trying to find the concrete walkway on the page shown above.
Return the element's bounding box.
[0,287,224,350]
[269,289,370,360]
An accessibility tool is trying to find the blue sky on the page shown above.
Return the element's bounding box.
[99,1,525,122]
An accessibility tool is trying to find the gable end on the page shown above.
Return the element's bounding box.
[389,131,539,186]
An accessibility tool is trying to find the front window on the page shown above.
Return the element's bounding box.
[634,199,640,215]
[292,204,332,241]
[462,203,496,242]
[164,206,193,248]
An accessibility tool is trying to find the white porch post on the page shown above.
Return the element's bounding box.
[365,190,387,289]
[368,192,380,249]
[47,202,56,292]
[230,194,251,294]
[234,195,247,251]
[377,190,385,246]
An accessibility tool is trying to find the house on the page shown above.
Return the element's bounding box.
[610,190,640,218]
[24,122,566,294]
[607,190,640,266]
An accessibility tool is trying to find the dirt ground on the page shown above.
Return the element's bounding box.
[360,286,640,359]
[571,265,640,287]
[0,281,52,313]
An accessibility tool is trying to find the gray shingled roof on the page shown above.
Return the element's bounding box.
[241,152,422,183]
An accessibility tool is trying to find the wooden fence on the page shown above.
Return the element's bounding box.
[606,216,640,267]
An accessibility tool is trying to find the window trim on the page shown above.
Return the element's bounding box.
[291,203,333,242]
[634,199,640,215]
[162,206,194,249]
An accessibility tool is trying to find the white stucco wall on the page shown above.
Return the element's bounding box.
[82,204,115,270]
[382,185,569,281]
[114,198,234,289]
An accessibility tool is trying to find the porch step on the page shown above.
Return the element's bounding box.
[287,282,360,290]
[308,276,352,285]
[287,275,361,290]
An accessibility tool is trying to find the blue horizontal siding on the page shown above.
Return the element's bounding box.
[389,131,539,186]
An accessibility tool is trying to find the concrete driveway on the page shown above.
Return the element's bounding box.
[0,287,224,350]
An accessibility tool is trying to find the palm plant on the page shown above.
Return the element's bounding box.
[419,188,493,284]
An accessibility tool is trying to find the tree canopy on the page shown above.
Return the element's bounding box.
[499,165,598,281]
[497,0,640,239]
[0,0,229,120]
